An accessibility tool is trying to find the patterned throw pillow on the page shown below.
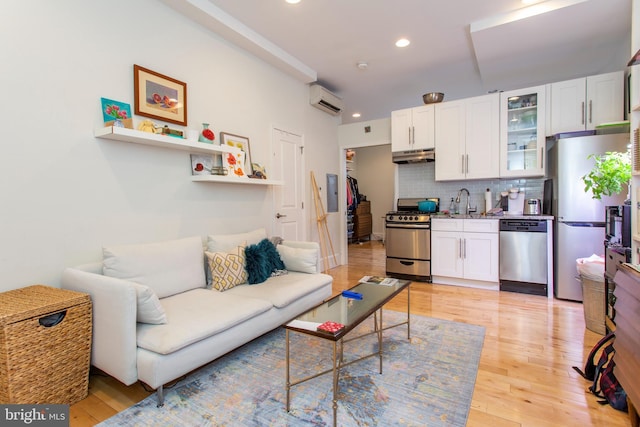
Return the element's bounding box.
[206,247,247,292]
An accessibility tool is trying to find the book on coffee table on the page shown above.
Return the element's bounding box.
[316,321,345,334]
[359,275,398,286]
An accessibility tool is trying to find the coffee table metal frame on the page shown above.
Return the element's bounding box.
[284,280,411,426]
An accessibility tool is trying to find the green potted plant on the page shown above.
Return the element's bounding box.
[581,151,631,200]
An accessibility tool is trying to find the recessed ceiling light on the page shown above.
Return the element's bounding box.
[395,38,410,48]
[286,0,301,4]
[352,113,361,118]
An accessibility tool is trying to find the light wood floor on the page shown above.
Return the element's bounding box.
[69,241,630,426]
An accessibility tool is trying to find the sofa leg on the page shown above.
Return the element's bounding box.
[156,385,164,407]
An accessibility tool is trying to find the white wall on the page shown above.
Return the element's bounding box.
[0,1,341,291]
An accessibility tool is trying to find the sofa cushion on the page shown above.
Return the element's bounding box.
[136,289,272,354]
[259,238,285,272]
[244,243,270,285]
[225,272,332,309]
[206,228,267,253]
[103,236,206,299]
[131,282,167,324]
[206,247,247,291]
[277,244,318,274]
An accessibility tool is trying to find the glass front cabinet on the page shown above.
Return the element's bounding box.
[499,85,546,177]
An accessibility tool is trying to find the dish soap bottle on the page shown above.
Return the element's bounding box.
[449,197,458,214]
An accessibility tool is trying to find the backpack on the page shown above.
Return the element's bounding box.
[573,332,628,412]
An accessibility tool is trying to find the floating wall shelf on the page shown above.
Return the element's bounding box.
[94,126,282,186]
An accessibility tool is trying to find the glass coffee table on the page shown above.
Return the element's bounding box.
[284,278,411,426]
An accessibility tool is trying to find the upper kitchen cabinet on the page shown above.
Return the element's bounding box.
[550,71,624,135]
[435,93,500,181]
[500,85,546,178]
[391,105,435,152]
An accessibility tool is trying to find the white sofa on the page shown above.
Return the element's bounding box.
[61,230,333,405]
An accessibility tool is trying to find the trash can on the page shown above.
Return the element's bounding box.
[576,254,606,335]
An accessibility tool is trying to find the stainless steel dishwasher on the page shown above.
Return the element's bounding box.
[499,219,548,296]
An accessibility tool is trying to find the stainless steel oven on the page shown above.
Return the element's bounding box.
[385,198,437,282]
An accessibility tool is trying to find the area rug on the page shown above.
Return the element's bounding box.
[98,311,485,427]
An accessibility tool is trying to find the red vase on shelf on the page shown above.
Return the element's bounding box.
[198,123,216,144]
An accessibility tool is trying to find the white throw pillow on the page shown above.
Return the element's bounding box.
[207,228,267,253]
[131,282,167,324]
[277,244,318,274]
[103,236,205,299]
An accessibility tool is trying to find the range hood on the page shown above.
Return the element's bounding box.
[392,149,435,164]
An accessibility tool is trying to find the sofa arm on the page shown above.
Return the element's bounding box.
[61,267,139,386]
[280,240,321,273]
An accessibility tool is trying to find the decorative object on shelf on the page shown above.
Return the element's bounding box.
[134,64,187,126]
[101,97,133,129]
[346,149,355,161]
[138,119,160,134]
[191,154,228,176]
[249,163,267,179]
[220,132,252,175]
[223,150,246,178]
[198,123,215,144]
[582,151,631,200]
[161,125,184,138]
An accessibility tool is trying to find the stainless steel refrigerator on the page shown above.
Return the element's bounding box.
[547,133,629,301]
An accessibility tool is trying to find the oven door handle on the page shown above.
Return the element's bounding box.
[385,223,430,229]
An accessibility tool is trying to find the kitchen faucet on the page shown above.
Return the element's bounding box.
[455,188,474,215]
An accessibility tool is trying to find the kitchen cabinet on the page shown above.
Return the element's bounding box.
[431,218,499,283]
[500,85,546,178]
[391,105,435,152]
[434,93,500,181]
[550,71,624,135]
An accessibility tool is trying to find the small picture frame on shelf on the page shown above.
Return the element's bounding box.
[220,132,252,176]
[101,98,133,129]
[134,64,187,126]
[191,154,226,176]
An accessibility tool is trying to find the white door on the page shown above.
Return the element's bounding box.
[272,128,305,241]
[550,77,586,134]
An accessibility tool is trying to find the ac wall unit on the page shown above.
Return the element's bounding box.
[309,84,343,116]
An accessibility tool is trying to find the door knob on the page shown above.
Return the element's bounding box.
[276,213,287,219]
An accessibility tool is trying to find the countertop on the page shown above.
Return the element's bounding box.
[431,214,554,220]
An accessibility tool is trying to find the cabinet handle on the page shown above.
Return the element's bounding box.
[408,127,412,145]
[581,101,585,125]
[412,126,415,145]
[463,239,467,259]
[461,155,465,174]
[466,154,469,174]
[589,100,593,124]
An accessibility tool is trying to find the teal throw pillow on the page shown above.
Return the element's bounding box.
[258,238,285,272]
[244,243,271,284]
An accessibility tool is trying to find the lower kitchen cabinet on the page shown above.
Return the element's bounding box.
[431,218,499,285]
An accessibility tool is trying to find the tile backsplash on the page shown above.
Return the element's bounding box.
[397,162,545,212]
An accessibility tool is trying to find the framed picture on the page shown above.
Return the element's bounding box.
[220,132,252,175]
[101,97,133,128]
[134,64,187,126]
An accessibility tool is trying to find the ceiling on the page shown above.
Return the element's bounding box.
[165,0,632,124]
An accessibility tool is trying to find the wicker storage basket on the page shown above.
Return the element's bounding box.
[581,277,606,335]
[0,285,92,404]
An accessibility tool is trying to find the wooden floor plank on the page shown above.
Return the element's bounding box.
[68,241,630,426]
